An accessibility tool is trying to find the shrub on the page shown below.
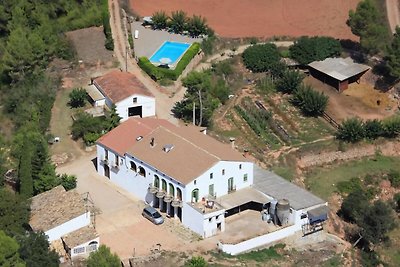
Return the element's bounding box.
[275,70,304,94]
[59,174,77,191]
[336,177,362,194]
[364,119,384,139]
[185,256,207,267]
[102,9,114,50]
[68,88,87,108]
[393,193,400,211]
[382,116,400,137]
[169,10,188,34]
[242,43,281,73]
[291,84,328,116]
[336,118,365,143]
[138,43,200,81]
[187,15,208,37]
[387,170,400,188]
[289,36,341,65]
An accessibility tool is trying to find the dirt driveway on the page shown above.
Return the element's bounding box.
[56,152,194,261]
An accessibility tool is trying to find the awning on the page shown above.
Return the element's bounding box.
[307,205,328,224]
[86,84,105,102]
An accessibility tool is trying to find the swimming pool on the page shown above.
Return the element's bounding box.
[149,41,190,66]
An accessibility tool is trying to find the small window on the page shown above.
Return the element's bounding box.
[216,215,219,220]
[239,164,242,170]
[243,174,248,182]
[210,173,213,179]
[209,218,212,222]
[222,169,225,175]
[73,247,85,254]
[194,180,197,185]
[133,97,137,103]
[300,213,307,219]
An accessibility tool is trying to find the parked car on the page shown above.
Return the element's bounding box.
[142,206,164,225]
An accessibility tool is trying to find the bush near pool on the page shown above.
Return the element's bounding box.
[138,42,201,81]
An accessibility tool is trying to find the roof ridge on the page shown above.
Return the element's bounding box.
[157,125,221,161]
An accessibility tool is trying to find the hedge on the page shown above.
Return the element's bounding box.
[138,42,201,81]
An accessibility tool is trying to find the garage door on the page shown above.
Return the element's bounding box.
[128,106,142,117]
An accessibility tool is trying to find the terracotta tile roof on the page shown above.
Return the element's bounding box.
[62,226,98,248]
[96,117,174,155]
[98,118,250,184]
[93,70,154,103]
[30,186,87,232]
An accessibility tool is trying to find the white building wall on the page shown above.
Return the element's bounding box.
[96,145,185,204]
[218,224,298,255]
[94,98,106,107]
[115,95,155,121]
[184,161,253,202]
[182,202,207,236]
[45,212,91,242]
[69,237,100,258]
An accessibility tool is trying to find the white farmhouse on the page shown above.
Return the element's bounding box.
[87,70,155,120]
[29,186,99,259]
[96,117,328,247]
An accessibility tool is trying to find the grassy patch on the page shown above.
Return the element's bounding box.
[237,244,285,262]
[305,155,400,199]
[377,223,400,266]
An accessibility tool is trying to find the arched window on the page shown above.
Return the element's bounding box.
[154,175,160,188]
[169,183,175,197]
[177,188,182,201]
[191,188,199,202]
[161,179,167,192]
[130,161,137,172]
[138,166,146,177]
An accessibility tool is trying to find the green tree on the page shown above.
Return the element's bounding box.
[169,10,187,34]
[71,112,105,140]
[104,104,121,131]
[339,188,369,223]
[68,88,88,108]
[18,139,33,198]
[86,245,120,267]
[382,116,400,138]
[387,170,400,188]
[289,36,342,65]
[242,44,281,73]
[59,174,77,191]
[151,11,168,30]
[347,0,389,53]
[276,69,304,94]
[0,231,25,267]
[387,27,400,78]
[291,84,328,116]
[187,15,208,37]
[185,256,207,267]
[359,200,396,244]
[0,189,29,236]
[33,162,59,195]
[363,119,384,140]
[336,117,365,142]
[18,232,59,267]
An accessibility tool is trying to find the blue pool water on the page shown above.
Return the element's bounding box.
[149,41,190,64]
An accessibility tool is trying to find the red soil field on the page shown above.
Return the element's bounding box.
[130,0,360,40]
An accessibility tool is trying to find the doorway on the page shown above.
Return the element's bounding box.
[104,165,110,179]
[128,106,142,117]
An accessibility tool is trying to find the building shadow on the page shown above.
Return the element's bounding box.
[91,157,98,171]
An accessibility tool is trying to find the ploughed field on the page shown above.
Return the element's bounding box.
[130,0,360,40]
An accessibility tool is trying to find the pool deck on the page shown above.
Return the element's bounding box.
[131,21,201,59]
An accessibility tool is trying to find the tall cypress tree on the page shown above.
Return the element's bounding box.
[18,139,33,198]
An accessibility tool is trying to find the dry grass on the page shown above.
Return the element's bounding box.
[344,83,397,110]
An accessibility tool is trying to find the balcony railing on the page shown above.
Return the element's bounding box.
[100,156,109,165]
